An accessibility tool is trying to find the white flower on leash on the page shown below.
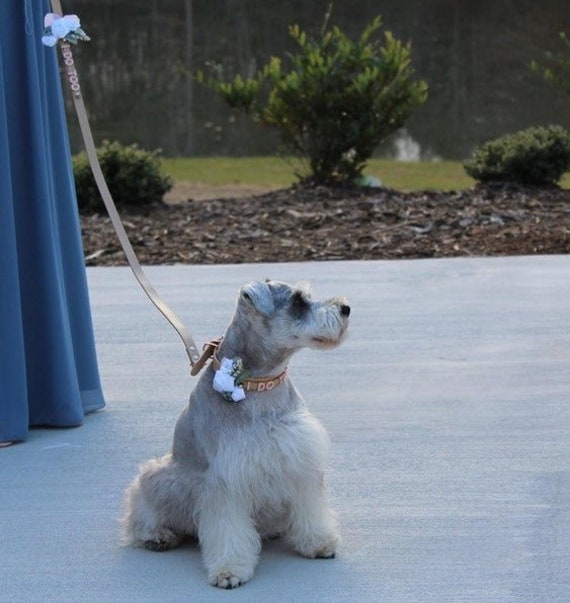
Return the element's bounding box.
[42,13,90,46]
[213,357,246,402]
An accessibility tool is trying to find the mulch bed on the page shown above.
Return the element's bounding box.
[80,183,570,266]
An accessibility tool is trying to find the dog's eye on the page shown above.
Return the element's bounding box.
[290,291,309,318]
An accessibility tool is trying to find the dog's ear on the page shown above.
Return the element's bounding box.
[294,281,311,296]
[240,281,275,316]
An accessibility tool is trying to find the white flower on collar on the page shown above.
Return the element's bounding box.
[213,357,246,403]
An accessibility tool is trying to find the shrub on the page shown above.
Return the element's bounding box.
[463,125,570,186]
[530,32,570,96]
[73,140,173,213]
[197,15,428,185]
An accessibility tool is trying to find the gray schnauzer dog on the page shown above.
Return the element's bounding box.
[122,279,350,589]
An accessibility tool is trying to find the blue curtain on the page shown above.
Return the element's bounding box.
[0,0,105,443]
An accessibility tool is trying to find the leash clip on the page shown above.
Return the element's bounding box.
[190,338,223,376]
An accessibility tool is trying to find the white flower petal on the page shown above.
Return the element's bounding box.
[44,13,56,28]
[219,358,234,373]
[62,15,81,30]
[52,19,72,38]
[213,370,235,393]
[65,15,81,26]
[51,15,80,39]
[41,35,58,47]
[231,387,246,402]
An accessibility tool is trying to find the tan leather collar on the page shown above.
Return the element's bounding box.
[212,352,287,393]
[194,338,288,393]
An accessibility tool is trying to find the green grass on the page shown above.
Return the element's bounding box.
[366,159,475,191]
[162,157,570,191]
[163,157,296,188]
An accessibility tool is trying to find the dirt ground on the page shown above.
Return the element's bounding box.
[81,182,570,266]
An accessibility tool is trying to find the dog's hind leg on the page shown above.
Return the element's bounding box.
[122,455,186,551]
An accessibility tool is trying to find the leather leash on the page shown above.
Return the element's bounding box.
[49,0,202,372]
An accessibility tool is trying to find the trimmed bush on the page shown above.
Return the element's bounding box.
[530,32,570,97]
[198,15,427,185]
[463,125,570,186]
[73,140,173,213]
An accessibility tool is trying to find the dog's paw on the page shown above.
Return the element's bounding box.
[207,562,255,589]
[291,532,339,560]
[142,528,179,552]
[210,571,247,589]
[299,542,337,559]
[312,545,336,559]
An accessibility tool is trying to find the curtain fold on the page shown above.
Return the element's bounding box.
[0,0,105,443]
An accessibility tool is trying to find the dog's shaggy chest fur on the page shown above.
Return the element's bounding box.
[122,279,349,589]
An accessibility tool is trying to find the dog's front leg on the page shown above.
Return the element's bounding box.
[197,491,261,589]
[285,475,340,559]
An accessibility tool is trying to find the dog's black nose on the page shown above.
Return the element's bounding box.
[340,304,351,317]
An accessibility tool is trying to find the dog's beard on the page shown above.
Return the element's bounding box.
[307,305,349,350]
[310,326,348,350]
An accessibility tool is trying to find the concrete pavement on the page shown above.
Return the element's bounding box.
[1,256,569,601]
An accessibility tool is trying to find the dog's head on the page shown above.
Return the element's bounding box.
[236,279,350,353]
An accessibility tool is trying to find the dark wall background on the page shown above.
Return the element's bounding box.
[62,0,570,159]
